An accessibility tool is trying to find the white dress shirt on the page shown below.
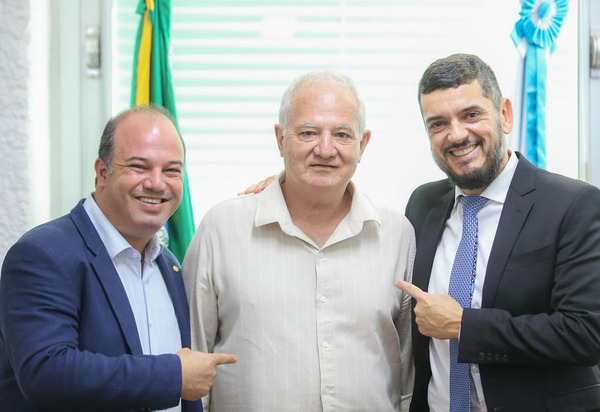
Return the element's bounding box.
[84,194,182,412]
[427,153,518,412]
[183,175,416,412]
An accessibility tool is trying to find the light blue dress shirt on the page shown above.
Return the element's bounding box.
[84,194,182,411]
[428,153,519,412]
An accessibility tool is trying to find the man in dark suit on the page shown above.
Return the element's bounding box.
[0,105,236,411]
[396,53,600,411]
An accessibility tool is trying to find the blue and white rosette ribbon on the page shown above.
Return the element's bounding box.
[511,0,568,169]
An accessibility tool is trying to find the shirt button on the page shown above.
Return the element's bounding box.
[322,341,329,348]
[320,296,327,303]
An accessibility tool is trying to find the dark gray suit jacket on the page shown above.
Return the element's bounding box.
[406,153,600,411]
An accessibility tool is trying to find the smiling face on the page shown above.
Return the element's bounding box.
[94,110,184,252]
[420,80,513,195]
[275,78,370,196]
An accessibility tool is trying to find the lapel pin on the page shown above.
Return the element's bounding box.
[172,265,180,272]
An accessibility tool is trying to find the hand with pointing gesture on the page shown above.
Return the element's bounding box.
[177,348,237,401]
[395,280,464,340]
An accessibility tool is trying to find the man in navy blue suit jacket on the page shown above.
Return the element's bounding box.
[396,54,600,411]
[0,105,236,411]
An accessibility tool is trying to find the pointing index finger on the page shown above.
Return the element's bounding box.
[212,352,238,365]
[395,280,426,301]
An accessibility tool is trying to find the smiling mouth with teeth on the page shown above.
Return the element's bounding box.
[451,145,477,157]
[139,197,163,204]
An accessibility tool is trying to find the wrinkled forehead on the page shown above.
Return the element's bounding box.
[290,82,360,120]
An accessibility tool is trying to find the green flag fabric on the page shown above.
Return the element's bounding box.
[131,0,195,262]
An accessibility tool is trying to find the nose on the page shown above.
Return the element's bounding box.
[448,120,469,143]
[143,168,166,192]
[313,133,337,158]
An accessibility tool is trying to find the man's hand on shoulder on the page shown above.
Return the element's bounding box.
[237,175,277,196]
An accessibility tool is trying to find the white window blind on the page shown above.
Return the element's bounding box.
[111,0,578,224]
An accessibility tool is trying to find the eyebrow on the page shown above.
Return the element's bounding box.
[124,156,183,166]
[296,123,355,132]
[424,115,443,124]
[460,104,485,114]
[424,104,485,124]
[295,123,319,130]
[124,156,147,162]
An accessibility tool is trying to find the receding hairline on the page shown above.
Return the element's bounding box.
[113,106,186,155]
[278,71,367,137]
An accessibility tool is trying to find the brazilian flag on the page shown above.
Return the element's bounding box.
[131,0,195,262]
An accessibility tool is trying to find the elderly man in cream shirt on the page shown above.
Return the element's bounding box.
[183,71,415,412]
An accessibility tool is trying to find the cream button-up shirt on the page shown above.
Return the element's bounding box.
[183,175,416,412]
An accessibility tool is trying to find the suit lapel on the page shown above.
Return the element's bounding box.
[482,153,536,306]
[71,201,144,355]
[414,189,455,292]
[156,254,191,348]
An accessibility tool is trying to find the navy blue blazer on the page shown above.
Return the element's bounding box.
[0,200,202,412]
[406,153,600,411]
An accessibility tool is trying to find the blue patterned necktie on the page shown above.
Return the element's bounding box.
[448,195,488,412]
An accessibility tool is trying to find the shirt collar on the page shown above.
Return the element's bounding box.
[454,150,519,207]
[83,193,163,260]
[254,171,381,239]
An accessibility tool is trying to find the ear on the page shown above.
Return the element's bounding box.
[358,130,371,162]
[500,98,514,135]
[274,124,284,157]
[94,158,109,186]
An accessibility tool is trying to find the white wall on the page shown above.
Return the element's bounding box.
[0,0,31,264]
[0,0,104,266]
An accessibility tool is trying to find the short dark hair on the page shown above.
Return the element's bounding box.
[98,105,184,175]
[417,53,503,111]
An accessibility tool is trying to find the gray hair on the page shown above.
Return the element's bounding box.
[278,71,367,137]
[98,104,184,175]
[418,53,503,111]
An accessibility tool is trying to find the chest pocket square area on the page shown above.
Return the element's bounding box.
[504,244,555,272]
